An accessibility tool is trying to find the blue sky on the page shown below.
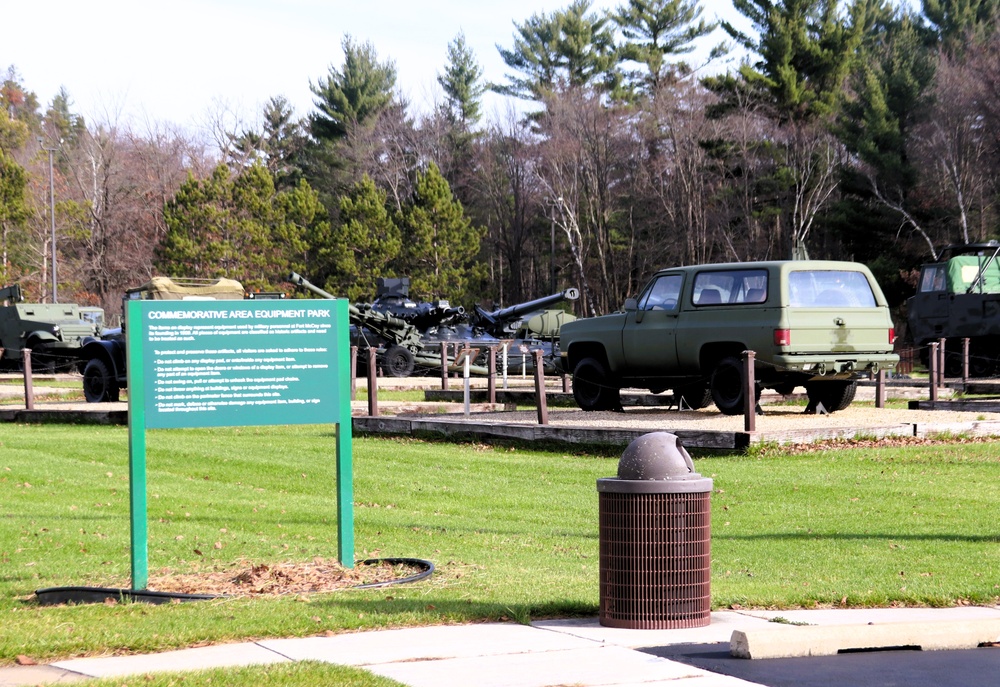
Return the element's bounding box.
[5,0,742,130]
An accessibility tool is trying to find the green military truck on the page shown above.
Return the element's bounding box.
[906,241,1000,377]
[559,261,899,414]
[0,284,103,371]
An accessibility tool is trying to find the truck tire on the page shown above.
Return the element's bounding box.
[678,383,712,410]
[572,357,620,411]
[382,345,415,378]
[804,380,857,413]
[83,358,120,403]
[710,356,751,415]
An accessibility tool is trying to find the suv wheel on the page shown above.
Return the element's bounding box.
[572,357,620,411]
[678,383,712,410]
[710,356,751,415]
[804,380,857,413]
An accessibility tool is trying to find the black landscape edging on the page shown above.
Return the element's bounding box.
[34,557,435,605]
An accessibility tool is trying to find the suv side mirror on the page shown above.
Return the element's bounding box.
[623,298,638,311]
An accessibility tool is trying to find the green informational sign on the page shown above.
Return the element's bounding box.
[125,299,354,589]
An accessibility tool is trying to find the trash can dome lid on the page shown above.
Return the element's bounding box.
[618,432,700,480]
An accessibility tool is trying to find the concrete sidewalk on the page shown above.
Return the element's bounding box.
[3,607,1000,687]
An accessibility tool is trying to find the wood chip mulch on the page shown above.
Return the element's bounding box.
[142,557,421,597]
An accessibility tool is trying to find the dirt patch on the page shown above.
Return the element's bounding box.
[141,557,426,597]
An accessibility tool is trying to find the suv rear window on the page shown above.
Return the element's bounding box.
[788,270,876,308]
[692,269,768,305]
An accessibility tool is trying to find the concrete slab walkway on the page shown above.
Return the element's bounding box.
[2,607,999,687]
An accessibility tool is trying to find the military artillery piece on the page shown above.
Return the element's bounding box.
[288,272,431,377]
[368,277,466,331]
[422,287,580,375]
[471,288,579,339]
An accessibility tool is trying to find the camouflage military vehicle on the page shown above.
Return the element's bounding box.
[559,261,898,414]
[0,284,103,371]
[906,242,1000,377]
[78,277,245,402]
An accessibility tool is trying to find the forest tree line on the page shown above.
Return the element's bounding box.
[3,0,1000,327]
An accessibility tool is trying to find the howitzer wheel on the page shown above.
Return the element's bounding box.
[83,358,120,403]
[382,345,415,378]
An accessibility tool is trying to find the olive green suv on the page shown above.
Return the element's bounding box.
[558,261,899,414]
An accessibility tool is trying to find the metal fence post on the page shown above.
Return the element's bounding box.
[742,350,755,433]
[440,342,449,390]
[366,347,379,417]
[962,337,970,387]
[533,349,549,425]
[875,368,886,408]
[928,342,938,403]
[350,346,358,401]
[938,337,946,386]
[22,348,34,410]
[487,346,496,405]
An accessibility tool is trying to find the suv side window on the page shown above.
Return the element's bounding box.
[692,269,768,305]
[637,274,683,311]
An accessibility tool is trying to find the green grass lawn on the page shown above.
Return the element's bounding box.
[2,424,999,669]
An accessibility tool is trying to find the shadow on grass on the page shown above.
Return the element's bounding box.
[315,596,597,624]
[716,532,1000,543]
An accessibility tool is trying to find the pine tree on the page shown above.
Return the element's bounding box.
[323,175,401,301]
[923,0,1000,52]
[438,33,485,130]
[398,163,486,301]
[157,163,315,290]
[613,0,717,95]
[719,0,868,122]
[493,0,618,101]
[308,35,398,142]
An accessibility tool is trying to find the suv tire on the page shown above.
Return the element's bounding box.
[710,356,750,415]
[678,383,712,410]
[804,380,857,412]
[572,357,620,411]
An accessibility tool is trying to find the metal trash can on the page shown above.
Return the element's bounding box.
[598,432,713,629]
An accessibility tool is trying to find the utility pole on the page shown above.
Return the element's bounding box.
[38,138,58,303]
[550,197,563,294]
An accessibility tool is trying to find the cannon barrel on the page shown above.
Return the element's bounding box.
[407,305,466,328]
[288,272,336,300]
[475,287,580,326]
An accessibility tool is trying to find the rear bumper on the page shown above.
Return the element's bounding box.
[773,353,899,375]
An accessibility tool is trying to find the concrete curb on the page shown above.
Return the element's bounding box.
[730,618,1000,659]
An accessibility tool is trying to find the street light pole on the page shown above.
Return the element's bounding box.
[38,138,57,303]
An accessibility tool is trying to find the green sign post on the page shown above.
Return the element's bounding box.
[125,298,353,590]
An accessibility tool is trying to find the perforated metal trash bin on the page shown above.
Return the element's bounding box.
[598,432,713,629]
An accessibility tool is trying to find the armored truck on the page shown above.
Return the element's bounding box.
[906,242,1000,377]
[558,261,899,414]
[78,277,245,402]
[0,284,102,371]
